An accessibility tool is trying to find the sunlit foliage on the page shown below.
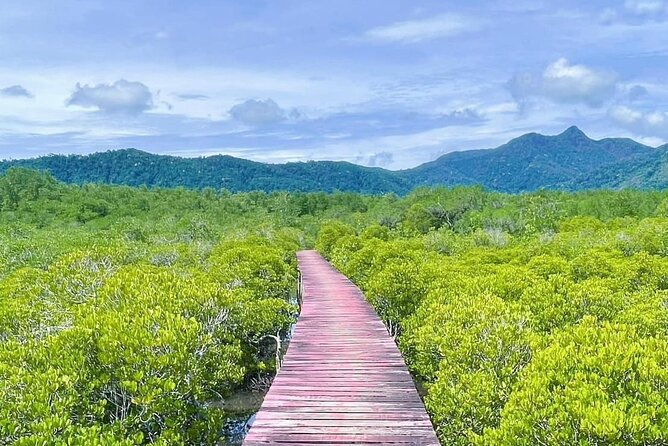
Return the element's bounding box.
[321,188,668,445]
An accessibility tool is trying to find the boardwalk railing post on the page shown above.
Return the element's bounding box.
[259,333,282,372]
[297,270,304,310]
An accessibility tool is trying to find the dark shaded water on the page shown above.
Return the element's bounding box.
[220,413,256,445]
[213,388,265,445]
[219,287,301,444]
[219,321,297,444]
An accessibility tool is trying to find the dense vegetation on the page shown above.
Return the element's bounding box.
[320,187,668,445]
[3,127,668,194]
[0,168,391,444]
[2,167,668,444]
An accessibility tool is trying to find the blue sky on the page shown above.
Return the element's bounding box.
[0,0,667,169]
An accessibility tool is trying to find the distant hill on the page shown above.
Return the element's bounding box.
[568,144,668,190]
[0,149,411,194]
[400,126,657,192]
[1,127,666,193]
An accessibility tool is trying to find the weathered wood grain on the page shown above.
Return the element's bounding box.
[243,250,439,445]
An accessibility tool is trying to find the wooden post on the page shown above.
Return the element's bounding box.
[297,270,304,310]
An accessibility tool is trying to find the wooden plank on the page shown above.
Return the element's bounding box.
[243,250,439,445]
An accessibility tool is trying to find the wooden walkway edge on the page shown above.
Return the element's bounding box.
[243,250,439,445]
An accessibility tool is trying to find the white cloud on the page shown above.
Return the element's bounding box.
[600,0,668,24]
[0,84,33,98]
[481,102,519,114]
[509,59,618,109]
[229,98,289,126]
[441,108,484,122]
[66,79,154,114]
[609,105,668,138]
[609,105,643,125]
[364,14,480,44]
[542,58,617,107]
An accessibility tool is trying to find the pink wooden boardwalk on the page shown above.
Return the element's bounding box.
[244,250,439,445]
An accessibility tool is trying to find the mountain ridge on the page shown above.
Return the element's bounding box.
[1,127,665,193]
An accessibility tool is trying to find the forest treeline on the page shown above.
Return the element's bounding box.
[3,126,668,194]
[1,167,668,444]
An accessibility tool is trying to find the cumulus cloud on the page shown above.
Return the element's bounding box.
[229,98,300,126]
[542,58,617,107]
[364,14,481,44]
[66,79,153,114]
[609,105,668,138]
[0,85,33,98]
[508,59,617,109]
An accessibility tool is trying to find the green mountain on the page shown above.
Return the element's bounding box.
[401,126,657,192]
[0,148,411,194]
[1,127,665,193]
[569,144,668,190]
